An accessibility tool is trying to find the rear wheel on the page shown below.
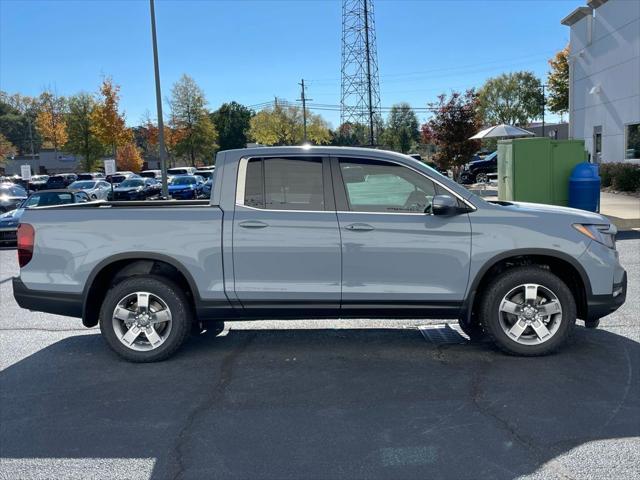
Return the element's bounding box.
[99,275,192,362]
[480,267,576,356]
[474,172,488,183]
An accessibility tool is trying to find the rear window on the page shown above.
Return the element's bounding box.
[77,174,94,180]
[242,157,324,211]
[69,181,96,189]
[171,176,196,185]
[168,168,189,175]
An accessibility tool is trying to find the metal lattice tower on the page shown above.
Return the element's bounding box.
[340,0,381,145]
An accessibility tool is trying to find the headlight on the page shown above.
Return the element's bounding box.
[573,223,616,249]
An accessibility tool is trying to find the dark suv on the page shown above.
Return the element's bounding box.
[460,152,497,184]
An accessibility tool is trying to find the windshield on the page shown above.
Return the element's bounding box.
[120,179,145,188]
[168,168,189,175]
[31,175,49,182]
[69,181,96,189]
[24,192,74,207]
[140,171,158,178]
[171,176,196,185]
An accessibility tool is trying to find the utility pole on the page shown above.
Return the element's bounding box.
[149,0,169,198]
[298,79,312,143]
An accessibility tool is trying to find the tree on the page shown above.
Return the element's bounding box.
[423,90,481,174]
[170,74,218,166]
[116,141,143,172]
[0,92,41,156]
[332,122,368,146]
[144,116,186,167]
[211,101,254,151]
[91,77,130,165]
[382,102,420,153]
[547,45,569,115]
[65,93,105,171]
[35,90,68,154]
[478,71,543,126]
[249,104,331,146]
[0,132,17,166]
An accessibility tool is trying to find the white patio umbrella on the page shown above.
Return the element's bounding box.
[469,124,535,140]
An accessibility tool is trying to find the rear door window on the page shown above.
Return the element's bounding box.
[242,157,325,211]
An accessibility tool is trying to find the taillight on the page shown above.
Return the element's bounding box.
[17,223,35,268]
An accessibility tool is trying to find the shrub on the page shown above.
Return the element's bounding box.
[600,163,640,192]
[611,163,640,192]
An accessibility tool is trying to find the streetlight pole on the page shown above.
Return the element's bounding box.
[149,0,168,198]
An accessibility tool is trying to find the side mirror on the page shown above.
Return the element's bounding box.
[432,194,458,216]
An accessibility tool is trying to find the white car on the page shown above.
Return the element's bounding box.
[68,180,112,200]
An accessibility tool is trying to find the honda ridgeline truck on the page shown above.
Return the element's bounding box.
[13,147,627,362]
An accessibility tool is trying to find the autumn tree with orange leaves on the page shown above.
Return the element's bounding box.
[116,142,143,172]
[144,116,186,167]
[91,78,131,168]
[35,91,68,155]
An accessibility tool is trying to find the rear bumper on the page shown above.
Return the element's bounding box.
[586,271,627,321]
[12,277,83,318]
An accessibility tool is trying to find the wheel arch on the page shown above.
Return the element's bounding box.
[82,253,200,327]
[462,249,591,324]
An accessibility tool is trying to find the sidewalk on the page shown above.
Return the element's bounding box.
[600,192,640,230]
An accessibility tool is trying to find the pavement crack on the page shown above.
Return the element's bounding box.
[169,332,256,480]
[470,370,576,480]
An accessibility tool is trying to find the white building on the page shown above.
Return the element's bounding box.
[561,0,640,164]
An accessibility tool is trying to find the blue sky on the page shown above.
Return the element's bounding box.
[0,0,582,127]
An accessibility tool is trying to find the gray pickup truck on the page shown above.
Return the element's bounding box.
[13,147,627,362]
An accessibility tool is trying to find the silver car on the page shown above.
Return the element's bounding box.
[68,180,112,200]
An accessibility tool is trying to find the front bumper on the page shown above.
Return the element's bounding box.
[170,190,196,199]
[586,271,627,321]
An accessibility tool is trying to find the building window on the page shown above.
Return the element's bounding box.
[626,124,640,161]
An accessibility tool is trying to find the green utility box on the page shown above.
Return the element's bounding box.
[498,138,587,206]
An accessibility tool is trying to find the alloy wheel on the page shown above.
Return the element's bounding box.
[498,283,563,345]
[112,291,173,351]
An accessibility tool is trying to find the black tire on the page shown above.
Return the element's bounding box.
[479,266,576,356]
[99,275,192,362]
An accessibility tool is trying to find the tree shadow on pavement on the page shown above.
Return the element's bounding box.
[1,325,638,480]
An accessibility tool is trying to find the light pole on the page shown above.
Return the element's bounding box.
[149,0,168,198]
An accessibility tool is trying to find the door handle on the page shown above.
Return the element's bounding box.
[239,220,268,229]
[344,223,374,232]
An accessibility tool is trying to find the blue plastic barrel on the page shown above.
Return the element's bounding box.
[569,162,600,212]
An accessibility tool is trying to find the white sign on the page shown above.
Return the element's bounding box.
[20,165,32,181]
[104,159,116,176]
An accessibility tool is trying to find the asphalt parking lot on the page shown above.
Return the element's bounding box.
[1,234,639,480]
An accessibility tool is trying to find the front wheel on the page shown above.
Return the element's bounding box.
[99,275,192,362]
[479,267,576,356]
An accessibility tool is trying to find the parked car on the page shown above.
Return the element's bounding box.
[68,179,112,200]
[167,166,197,176]
[28,175,50,191]
[45,175,71,189]
[0,183,28,213]
[112,178,161,201]
[12,147,627,362]
[168,175,203,199]
[194,168,215,180]
[460,151,497,184]
[140,169,162,179]
[106,172,139,188]
[202,178,213,198]
[0,189,89,245]
[77,172,105,181]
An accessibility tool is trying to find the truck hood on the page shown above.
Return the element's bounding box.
[492,201,610,225]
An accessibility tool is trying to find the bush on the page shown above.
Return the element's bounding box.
[600,163,640,192]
